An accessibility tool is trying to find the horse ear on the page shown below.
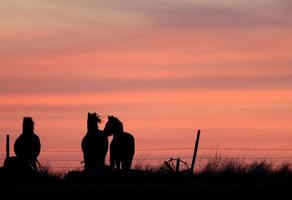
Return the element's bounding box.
[88,112,90,117]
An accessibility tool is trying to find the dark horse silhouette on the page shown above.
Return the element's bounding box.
[81,113,108,171]
[104,116,135,171]
[4,117,41,172]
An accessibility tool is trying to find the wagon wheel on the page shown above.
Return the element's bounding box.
[160,158,190,173]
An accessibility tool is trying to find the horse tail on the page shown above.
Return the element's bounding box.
[35,159,46,172]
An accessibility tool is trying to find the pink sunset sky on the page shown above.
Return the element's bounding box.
[1,0,292,169]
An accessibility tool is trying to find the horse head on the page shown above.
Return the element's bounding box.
[87,112,102,132]
[104,115,124,136]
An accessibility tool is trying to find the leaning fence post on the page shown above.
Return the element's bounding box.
[190,130,201,174]
[6,134,10,159]
[176,158,180,173]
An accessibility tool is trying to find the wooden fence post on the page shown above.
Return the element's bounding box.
[176,158,180,173]
[6,134,10,159]
[190,130,201,174]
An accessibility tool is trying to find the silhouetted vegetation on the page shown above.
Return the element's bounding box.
[197,158,292,179]
[1,159,292,199]
[1,158,292,182]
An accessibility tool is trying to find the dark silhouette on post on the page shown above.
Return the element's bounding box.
[81,113,108,171]
[14,117,41,170]
[4,117,41,172]
[104,116,135,171]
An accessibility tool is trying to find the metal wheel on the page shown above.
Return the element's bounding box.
[160,158,190,173]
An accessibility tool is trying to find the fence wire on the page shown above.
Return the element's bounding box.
[1,146,292,170]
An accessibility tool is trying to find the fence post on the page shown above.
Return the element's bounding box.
[190,130,201,174]
[6,134,10,159]
[176,158,180,173]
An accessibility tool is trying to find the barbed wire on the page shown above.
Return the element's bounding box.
[2,146,292,153]
[2,156,292,163]
[1,146,292,170]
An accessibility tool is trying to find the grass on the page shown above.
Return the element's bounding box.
[197,158,292,178]
[1,158,292,199]
[1,158,292,182]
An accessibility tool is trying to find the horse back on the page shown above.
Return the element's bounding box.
[110,132,135,160]
[81,130,108,158]
[124,132,135,158]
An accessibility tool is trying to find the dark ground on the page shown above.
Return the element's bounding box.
[0,169,292,200]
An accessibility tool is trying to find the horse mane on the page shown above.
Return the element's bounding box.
[88,113,102,123]
[108,116,124,133]
[87,113,102,131]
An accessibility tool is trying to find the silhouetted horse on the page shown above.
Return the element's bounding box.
[10,117,41,171]
[104,116,135,171]
[81,113,108,171]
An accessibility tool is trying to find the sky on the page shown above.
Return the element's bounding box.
[0,0,292,169]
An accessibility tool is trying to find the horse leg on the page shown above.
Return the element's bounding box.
[128,160,132,169]
[116,160,121,170]
[121,160,127,171]
[110,157,115,169]
[122,160,132,171]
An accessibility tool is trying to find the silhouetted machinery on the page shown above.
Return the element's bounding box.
[160,157,190,173]
[161,130,201,174]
